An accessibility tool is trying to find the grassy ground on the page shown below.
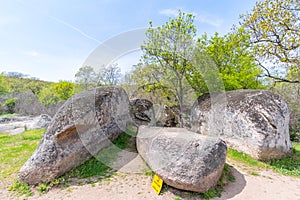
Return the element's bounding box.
[1,128,299,198]
[0,113,16,118]
[0,129,45,179]
[1,126,139,196]
[227,143,300,177]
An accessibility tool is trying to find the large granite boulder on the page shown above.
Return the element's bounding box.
[18,86,131,185]
[191,90,293,160]
[137,126,227,193]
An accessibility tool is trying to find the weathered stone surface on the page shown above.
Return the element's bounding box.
[155,105,191,128]
[130,98,154,126]
[191,89,293,160]
[137,126,227,193]
[18,86,131,185]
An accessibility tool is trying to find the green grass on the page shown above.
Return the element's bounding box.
[227,142,300,177]
[227,148,267,168]
[1,124,137,197]
[8,180,33,197]
[173,196,182,200]
[0,113,16,118]
[0,129,45,178]
[265,143,300,177]
[250,171,260,176]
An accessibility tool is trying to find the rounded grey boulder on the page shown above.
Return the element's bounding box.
[137,126,227,193]
[18,86,131,185]
[191,89,292,160]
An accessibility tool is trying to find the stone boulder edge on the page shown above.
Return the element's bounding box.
[137,126,227,193]
[18,86,131,185]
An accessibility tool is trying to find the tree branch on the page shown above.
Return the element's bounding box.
[256,59,300,83]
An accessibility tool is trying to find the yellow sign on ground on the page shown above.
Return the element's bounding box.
[151,174,164,195]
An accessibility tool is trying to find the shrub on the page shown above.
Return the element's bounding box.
[4,97,18,114]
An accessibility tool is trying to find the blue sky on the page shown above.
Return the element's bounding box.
[0,0,258,82]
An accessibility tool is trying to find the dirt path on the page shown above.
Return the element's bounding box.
[2,156,300,200]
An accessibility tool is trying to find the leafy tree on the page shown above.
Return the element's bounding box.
[241,0,300,83]
[75,66,98,90]
[38,86,59,106]
[53,81,74,101]
[38,81,74,106]
[98,63,122,85]
[273,70,300,141]
[140,11,197,127]
[131,63,180,105]
[0,73,8,95]
[191,28,264,93]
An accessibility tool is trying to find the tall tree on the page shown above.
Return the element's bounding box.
[140,11,197,127]
[75,66,98,90]
[190,28,264,93]
[241,0,300,83]
[98,63,122,85]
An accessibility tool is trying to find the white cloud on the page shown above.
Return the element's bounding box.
[159,8,223,27]
[159,9,179,17]
[195,13,223,27]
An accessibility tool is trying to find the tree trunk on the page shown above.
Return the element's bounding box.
[178,78,184,128]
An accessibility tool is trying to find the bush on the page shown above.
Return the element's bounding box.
[290,130,300,142]
[4,97,18,114]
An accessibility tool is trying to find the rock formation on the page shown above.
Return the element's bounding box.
[191,89,292,160]
[18,86,131,185]
[137,126,227,193]
[130,98,154,126]
[155,105,191,128]
[0,114,52,134]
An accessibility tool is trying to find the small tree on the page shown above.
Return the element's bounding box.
[140,11,197,127]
